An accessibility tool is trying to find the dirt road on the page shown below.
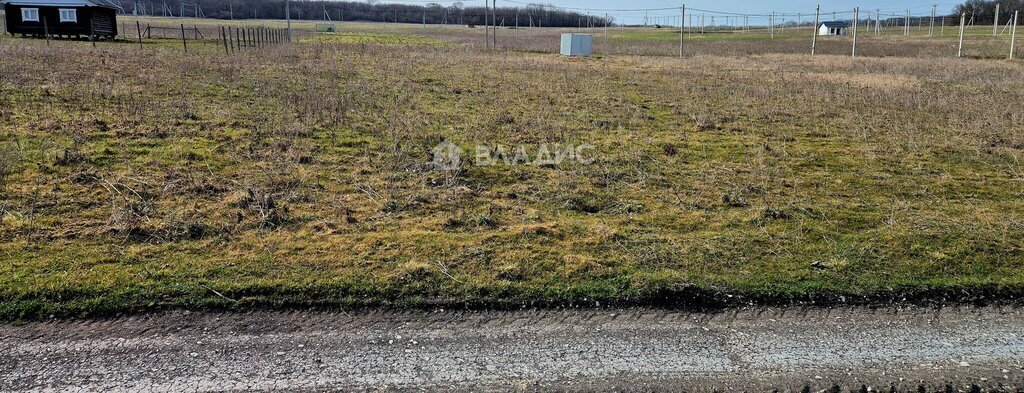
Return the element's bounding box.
[2,306,1023,391]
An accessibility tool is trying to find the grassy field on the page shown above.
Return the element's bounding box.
[1,19,1023,319]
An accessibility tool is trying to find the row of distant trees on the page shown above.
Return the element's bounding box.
[955,0,1024,24]
[122,0,612,27]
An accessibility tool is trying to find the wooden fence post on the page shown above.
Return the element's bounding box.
[136,21,143,49]
[221,26,229,55]
[180,24,188,53]
[43,15,50,45]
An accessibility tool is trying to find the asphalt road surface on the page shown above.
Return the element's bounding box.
[2,306,1023,391]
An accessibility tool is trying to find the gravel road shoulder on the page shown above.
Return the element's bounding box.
[2,306,1023,391]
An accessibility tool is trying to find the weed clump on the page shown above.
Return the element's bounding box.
[0,144,18,191]
[237,188,289,229]
[563,192,611,214]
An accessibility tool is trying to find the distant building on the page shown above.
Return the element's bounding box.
[818,21,849,36]
[2,0,120,39]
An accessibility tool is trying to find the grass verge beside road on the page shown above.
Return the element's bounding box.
[1,29,1023,319]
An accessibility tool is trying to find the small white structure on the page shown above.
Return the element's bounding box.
[560,33,593,57]
[818,21,849,36]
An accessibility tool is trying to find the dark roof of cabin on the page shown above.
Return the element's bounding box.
[1,0,121,10]
[820,21,849,28]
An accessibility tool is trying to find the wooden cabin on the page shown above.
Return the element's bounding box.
[2,0,120,39]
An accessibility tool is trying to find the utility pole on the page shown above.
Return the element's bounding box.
[771,11,775,38]
[852,7,859,57]
[229,1,233,20]
[811,5,820,55]
[958,12,966,58]
[286,0,291,42]
[994,3,1001,36]
[484,0,490,48]
[492,0,497,48]
[679,4,685,58]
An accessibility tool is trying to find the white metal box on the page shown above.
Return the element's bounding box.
[560,33,593,57]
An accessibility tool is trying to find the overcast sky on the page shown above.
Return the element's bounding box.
[387,1,967,23]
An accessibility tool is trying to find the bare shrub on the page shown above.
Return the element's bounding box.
[97,177,157,239]
[0,144,18,191]
[236,188,289,229]
[690,113,720,131]
[55,132,87,167]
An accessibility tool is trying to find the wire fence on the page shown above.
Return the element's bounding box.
[1,2,1020,60]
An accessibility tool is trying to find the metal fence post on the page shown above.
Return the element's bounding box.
[180,24,187,53]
